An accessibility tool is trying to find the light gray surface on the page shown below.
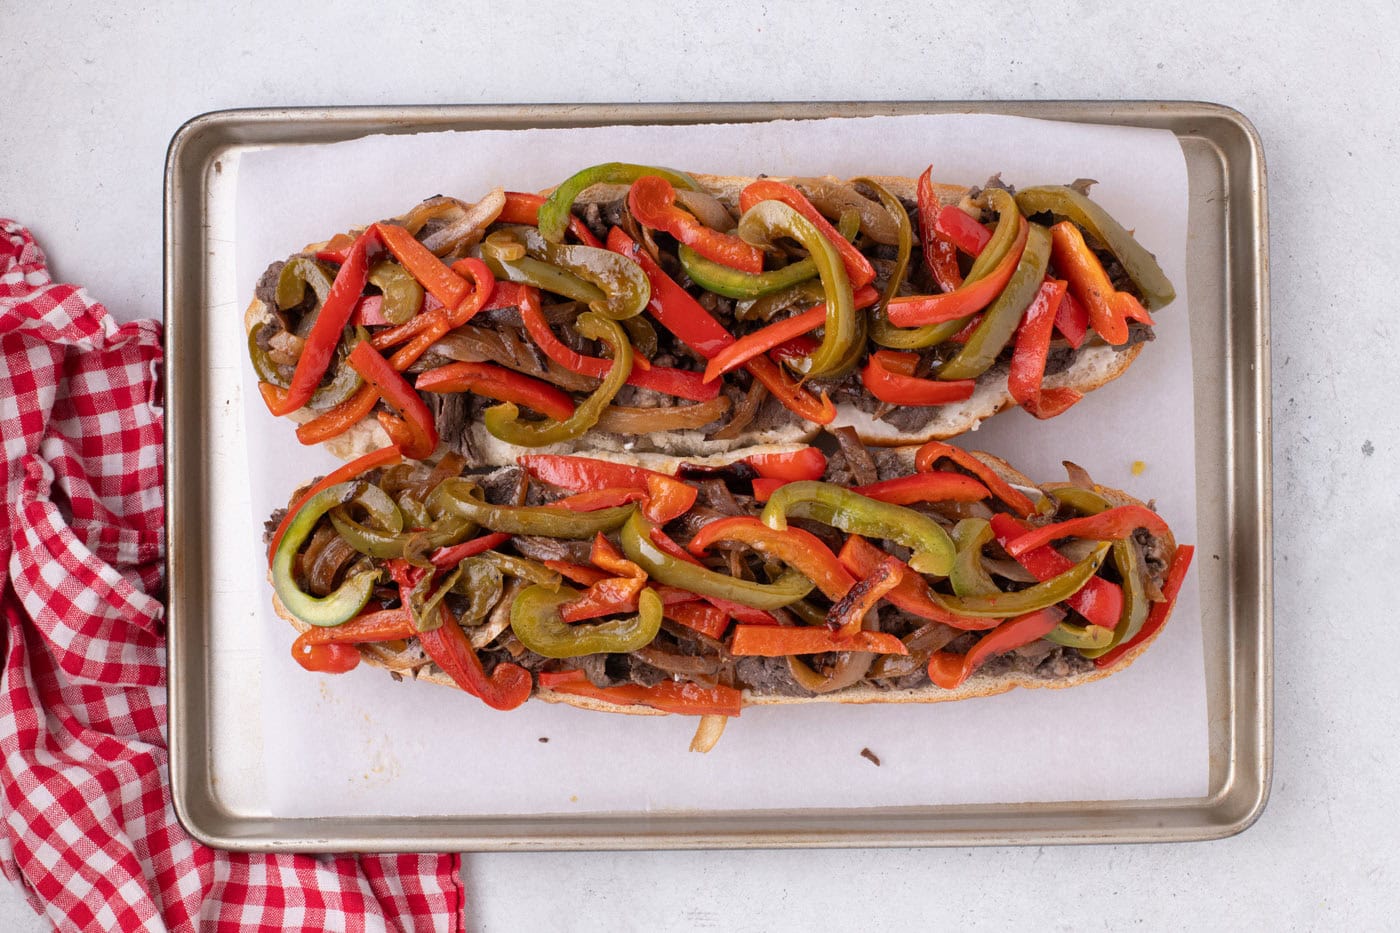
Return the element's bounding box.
[0,1,1388,930]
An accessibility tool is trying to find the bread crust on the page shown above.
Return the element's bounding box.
[269,447,1178,715]
[245,173,1150,464]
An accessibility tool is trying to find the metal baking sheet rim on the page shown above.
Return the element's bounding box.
[163,101,1272,851]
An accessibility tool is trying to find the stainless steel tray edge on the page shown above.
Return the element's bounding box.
[165,101,1272,851]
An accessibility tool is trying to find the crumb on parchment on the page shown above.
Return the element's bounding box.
[860,748,881,767]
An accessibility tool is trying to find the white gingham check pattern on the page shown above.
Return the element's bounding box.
[0,220,463,932]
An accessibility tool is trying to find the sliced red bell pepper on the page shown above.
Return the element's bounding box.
[738,179,876,288]
[988,513,1123,630]
[559,535,649,623]
[429,531,512,570]
[767,334,819,365]
[1004,505,1174,558]
[648,524,781,626]
[936,204,993,257]
[373,222,469,308]
[687,516,856,602]
[546,561,699,611]
[885,219,1028,327]
[1055,289,1090,348]
[300,606,417,644]
[1093,545,1194,669]
[860,350,977,407]
[347,341,439,460]
[443,257,496,328]
[730,625,908,657]
[290,384,379,446]
[540,670,743,716]
[352,294,388,326]
[368,300,443,350]
[291,606,418,671]
[417,361,576,421]
[628,175,763,273]
[744,447,827,482]
[746,355,837,424]
[606,227,836,425]
[701,285,880,383]
[481,280,526,313]
[548,488,647,512]
[750,477,786,502]
[418,603,532,710]
[315,232,357,265]
[266,444,403,563]
[664,601,730,640]
[827,555,903,638]
[1008,278,1083,419]
[851,471,991,506]
[837,535,1000,631]
[919,167,965,293]
[948,313,983,344]
[913,441,1038,518]
[498,191,603,247]
[271,228,375,416]
[517,285,728,402]
[607,227,734,357]
[927,606,1065,689]
[1049,220,1153,346]
[518,454,698,525]
[292,642,361,674]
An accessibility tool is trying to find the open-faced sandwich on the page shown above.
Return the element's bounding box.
[266,435,1193,750]
[245,163,1176,466]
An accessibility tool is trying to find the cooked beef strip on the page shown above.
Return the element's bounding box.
[734,656,812,697]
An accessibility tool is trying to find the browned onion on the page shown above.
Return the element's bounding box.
[419,188,506,256]
[400,195,463,235]
[674,188,737,232]
[790,179,901,245]
[595,396,730,434]
[689,715,728,753]
[709,381,767,441]
[309,534,358,596]
[430,325,599,393]
[635,645,721,680]
[788,651,875,693]
[1062,460,1096,489]
[832,426,878,486]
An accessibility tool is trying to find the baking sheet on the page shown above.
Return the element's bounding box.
[231,113,1204,819]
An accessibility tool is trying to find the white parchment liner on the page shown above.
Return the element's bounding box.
[234,114,1204,818]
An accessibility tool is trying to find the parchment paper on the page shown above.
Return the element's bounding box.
[234,113,1204,818]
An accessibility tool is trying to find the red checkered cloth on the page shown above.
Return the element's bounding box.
[0,220,464,932]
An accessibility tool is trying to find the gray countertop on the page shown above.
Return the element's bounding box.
[1,1,1391,929]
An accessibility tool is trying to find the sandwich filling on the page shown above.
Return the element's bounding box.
[267,437,1188,717]
[249,167,1172,458]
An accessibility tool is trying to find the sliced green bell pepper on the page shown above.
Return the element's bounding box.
[759,481,955,577]
[620,511,814,610]
[1044,621,1115,650]
[539,162,703,243]
[737,200,855,378]
[367,260,425,325]
[930,543,1109,617]
[949,518,998,597]
[275,256,336,311]
[483,311,632,446]
[270,482,379,627]
[963,188,1021,284]
[511,583,663,658]
[1081,537,1151,659]
[937,222,1052,381]
[1014,185,1176,310]
[430,477,634,539]
[247,322,364,411]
